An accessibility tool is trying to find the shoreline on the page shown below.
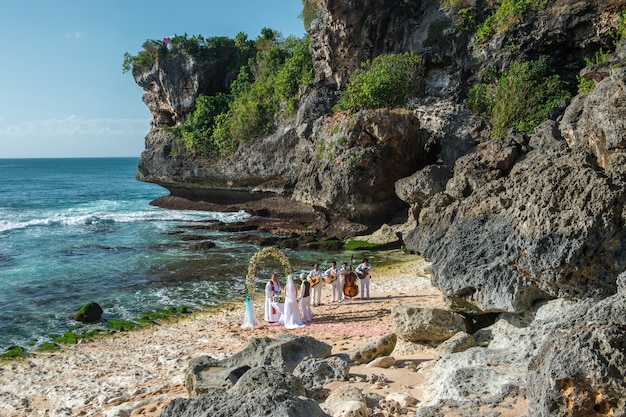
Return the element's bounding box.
[0,253,444,417]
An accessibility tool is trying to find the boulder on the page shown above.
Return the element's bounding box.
[231,366,305,397]
[73,302,103,323]
[391,304,466,343]
[365,356,396,369]
[293,356,350,390]
[185,334,332,396]
[218,334,332,373]
[406,146,626,314]
[527,293,626,417]
[395,165,453,205]
[159,388,326,417]
[434,331,476,360]
[322,385,368,417]
[346,333,397,365]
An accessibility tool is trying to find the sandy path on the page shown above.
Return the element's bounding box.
[0,253,442,417]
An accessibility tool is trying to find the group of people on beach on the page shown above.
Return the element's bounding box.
[263,258,373,328]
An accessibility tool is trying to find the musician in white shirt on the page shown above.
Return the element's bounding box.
[324,260,341,302]
[355,258,373,300]
[307,263,323,306]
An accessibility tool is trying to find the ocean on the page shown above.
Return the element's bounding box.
[0,157,373,352]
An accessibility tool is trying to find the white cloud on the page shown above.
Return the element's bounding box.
[64,31,82,40]
[0,116,151,137]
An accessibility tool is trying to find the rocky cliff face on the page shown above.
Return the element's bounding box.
[134,2,626,414]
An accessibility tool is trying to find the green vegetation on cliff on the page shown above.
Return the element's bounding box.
[334,52,423,111]
[124,30,313,158]
[467,56,571,139]
[442,0,554,42]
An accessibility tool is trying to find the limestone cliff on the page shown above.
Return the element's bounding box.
[132,1,626,414]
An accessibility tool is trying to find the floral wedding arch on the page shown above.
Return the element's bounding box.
[245,247,292,297]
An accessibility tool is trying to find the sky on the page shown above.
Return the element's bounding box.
[0,1,306,158]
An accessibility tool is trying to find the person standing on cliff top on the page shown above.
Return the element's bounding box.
[355,258,373,300]
[307,263,323,306]
[264,273,282,323]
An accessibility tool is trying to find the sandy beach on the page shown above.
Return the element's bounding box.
[0,253,444,417]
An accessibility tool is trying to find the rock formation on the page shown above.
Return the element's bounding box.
[130,0,626,415]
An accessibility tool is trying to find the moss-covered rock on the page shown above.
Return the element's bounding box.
[73,302,103,323]
[0,345,25,359]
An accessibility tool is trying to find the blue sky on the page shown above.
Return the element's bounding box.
[0,1,306,158]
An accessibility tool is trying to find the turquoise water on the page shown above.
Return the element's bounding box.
[0,157,360,352]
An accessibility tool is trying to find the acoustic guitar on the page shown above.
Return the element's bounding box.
[309,275,320,287]
[325,273,337,284]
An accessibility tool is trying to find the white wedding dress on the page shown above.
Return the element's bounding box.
[281,275,305,329]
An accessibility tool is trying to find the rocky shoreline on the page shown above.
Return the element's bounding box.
[0,254,451,417]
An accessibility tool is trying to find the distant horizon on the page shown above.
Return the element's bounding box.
[1,1,305,159]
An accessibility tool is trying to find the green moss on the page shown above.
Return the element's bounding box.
[50,329,101,345]
[307,239,342,250]
[0,345,25,360]
[107,319,141,332]
[136,306,191,323]
[36,342,60,351]
[343,239,380,251]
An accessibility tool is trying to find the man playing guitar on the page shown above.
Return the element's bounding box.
[324,260,341,302]
[307,263,324,306]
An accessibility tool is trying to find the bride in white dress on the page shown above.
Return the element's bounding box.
[280,274,305,329]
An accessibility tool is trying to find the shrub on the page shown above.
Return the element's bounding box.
[474,0,553,43]
[127,30,313,157]
[334,52,423,111]
[467,56,571,138]
[181,33,313,147]
[174,93,236,157]
[122,34,245,75]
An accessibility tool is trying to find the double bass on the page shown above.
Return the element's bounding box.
[343,256,358,298]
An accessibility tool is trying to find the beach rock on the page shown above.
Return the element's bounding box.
[391,304,466,343]
[434,332,476,360]
[188,240,216,251]
[527,292,626,417]
[618,271,626,293]
[395,165,453,206]
[420,347,527,409]
[322,385,368,417]
[406,145,626,314]
[560,39,626,167]
[326,385,366,403]
[321,400,368,417]
[231,366,306,397]
[347,333,397,365]
[366,356,396,369]
[158,388,326,417]
[185,334,332,396]
[293,356,350,390]
[185,356,227,396]
[219,333,332,372]
[386,392,418,408]
[73,302,103,323]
